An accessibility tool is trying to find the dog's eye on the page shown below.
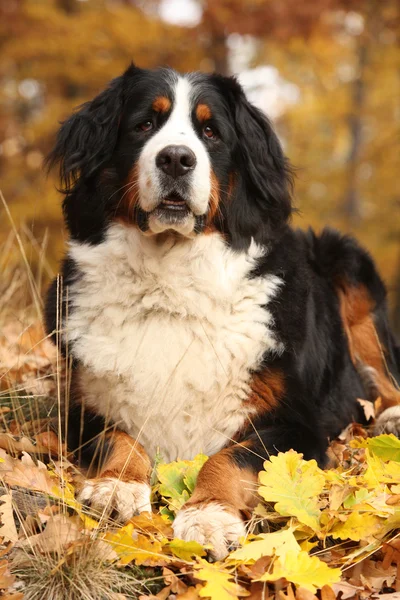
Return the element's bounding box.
[203,125,215,140]
[136,121,153,132]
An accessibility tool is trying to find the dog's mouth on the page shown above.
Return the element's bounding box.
[153,192,191,222]
[159,192,189,212]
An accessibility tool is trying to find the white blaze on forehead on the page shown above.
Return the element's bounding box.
[138,76,211,217]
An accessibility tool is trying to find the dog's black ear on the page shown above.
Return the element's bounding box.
[47,65,139,191]
[223,78,294,249]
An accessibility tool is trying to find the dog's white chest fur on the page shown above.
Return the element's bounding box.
[66,225,283,461]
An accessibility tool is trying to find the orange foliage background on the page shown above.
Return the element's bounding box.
[0,0,399,332]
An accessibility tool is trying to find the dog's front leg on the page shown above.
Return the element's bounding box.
[172,446,258,560]
[77,430,152,522]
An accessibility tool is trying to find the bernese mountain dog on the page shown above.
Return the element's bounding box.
[45,63,400,559]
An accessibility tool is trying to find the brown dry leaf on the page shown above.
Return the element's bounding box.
[139,587,171,600]
[331,581,364,599]
[1,594,24,600]
[0,321,56,396]
[295,588,318,600]
[163,567,188,595]
[382,539,400,569]
[0,449,57,494]
[20,418,54,435]
[326,441,349,467]
[246,582,272,600]
[338,422,368,443]
[157,586,172,600]
[356,398,375,421]
[176,585,203,599]
[0,493,18,543]
[0,433,39,454]
[0,432,64,456]
[278,584,296,600]
[17,514,83,553]
[240,556,272,580]
[320,586,336,600]
[0,558,16,590]
[359,558,396,591]
[35,430,65,456]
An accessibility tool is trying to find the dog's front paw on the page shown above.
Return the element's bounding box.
[374,406,400,437]
[78,478,151,522]
[172,502,246,560]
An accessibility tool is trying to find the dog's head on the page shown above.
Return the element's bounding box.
[48,64,293,248]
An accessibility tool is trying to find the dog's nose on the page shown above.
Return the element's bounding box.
[156,145,197,179]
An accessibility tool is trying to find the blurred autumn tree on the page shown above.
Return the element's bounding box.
[0,0,399,328]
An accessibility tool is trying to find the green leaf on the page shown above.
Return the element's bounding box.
[183,453,208,492]
[365,434,400,462]
[258,450,325,531]
[156,454,208,516]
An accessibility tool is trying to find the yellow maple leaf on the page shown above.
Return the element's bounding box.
[258,450,325,531]
[258,550,341,593]
[104,524,166,566]
[227,528,300,564]
[330,512,381,541]
[195,561,249,600]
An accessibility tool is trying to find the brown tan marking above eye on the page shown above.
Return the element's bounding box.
[196,103,212,123]
[152,96,171,113]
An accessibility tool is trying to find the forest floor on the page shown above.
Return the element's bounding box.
[1,216,400,600]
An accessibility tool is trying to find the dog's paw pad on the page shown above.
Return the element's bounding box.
[78,478,151,522]
[172,502,246,560]
[374,406,400,437]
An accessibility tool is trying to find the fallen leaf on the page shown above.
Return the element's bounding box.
[156,454,208,516]
[320,585,336,600]
[258,451,325,531]
[0,449,57,494]
[163,566,188,594]
[330,511,381,541]
[295,588,318,600]
[359,558,396,591]
[228,529,300,564]
[17,514,82,553]
[166,538,206,561]
[0,559,16,590]
[356,398,375,421]
[352,434,400,462]
[130,511,173,537]
[0,493,18,543]
[104,523,166,566]
[176,585,202,599]
[195,561,250,599]
[258,550,341,593]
